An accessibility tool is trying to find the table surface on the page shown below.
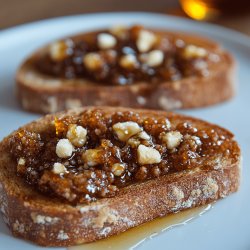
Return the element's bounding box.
[1,0,250,35]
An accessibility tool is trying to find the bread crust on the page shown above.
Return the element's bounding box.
[16,30,236,114]
[0,107,241,246]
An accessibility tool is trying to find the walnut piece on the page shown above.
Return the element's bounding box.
[56,139,74,158]
[137,145,161,165]
[127,137,141,148]
[183,45,207,58]
[18,158,26,165]
[49,41,68,61]
[119,54,138,69]
[111,163,126,176]
[83,52,103,70]
[113,121,142,141]
[137,131,151,140]
[82,149,103,166]
[97,33,117,49]
[161,131,183,150]
[136,30,157,53]
[66,124,87,147]
[140,50,164,67]
[53,163,67,174]
[109,25,128,39]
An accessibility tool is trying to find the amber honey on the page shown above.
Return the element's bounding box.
[69,204,212,250]
[180,0,250,20]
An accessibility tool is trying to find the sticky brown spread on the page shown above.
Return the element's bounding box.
[8,109,237,204]
[35,25,220,85]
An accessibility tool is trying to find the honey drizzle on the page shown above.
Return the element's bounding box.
[54,117,67,136]
[69,204,212,250]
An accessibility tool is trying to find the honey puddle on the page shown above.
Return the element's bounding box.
[69,204,212,250]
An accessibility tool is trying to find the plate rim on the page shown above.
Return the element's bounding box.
[0,12,250,49]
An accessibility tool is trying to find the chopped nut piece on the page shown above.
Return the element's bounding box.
[49,41,69,61]
[82,149,103,166]
[127,131,150,147]
[137,145,161,165]
[127,137,141,148]
[136,30,157,52]
[113,121,142,141]
[137,131,151,140]
[53,163,67,174]
[111,163,126,176]
[109,25,128,39]
[119,54,138,69]
[66,124,87,147]
[140,50,164,67]
[56,139,74,158]
[18,158,26,165]
[97,33,117,49]
[183,45,207,58]
[83,52,103,70]
[161,131,183,150]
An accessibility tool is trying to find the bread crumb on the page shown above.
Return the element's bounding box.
[191,189,202,198]
[99,226,112,236]
[13,220,25,233]
[78,204,105,214]
[57,230,69,240]
[203,177,218,197]
[137,96,147,105]
[170,186,184,201]
[31,213,60,224]
[93,207,118,228]
[43,96,58,114]
[158,96,182,110]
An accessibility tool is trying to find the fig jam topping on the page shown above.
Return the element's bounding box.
[9,109,236,204]
[36,25,219,85]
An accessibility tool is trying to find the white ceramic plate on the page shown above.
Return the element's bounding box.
[0,12,250,250]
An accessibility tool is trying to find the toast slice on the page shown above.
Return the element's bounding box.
[0,107,241,246]
[16,25,236,114]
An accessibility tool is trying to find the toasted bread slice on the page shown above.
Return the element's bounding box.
[16,26,236,114]
[0,107,240,246]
